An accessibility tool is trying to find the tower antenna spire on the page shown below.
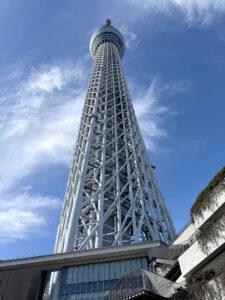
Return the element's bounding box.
[105,18,111,25]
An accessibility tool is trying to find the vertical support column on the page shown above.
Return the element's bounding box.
[35,271,47,300]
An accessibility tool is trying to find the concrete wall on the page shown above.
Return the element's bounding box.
[172,223,195,246]
[192,188,225,229]
[178,188,225,278]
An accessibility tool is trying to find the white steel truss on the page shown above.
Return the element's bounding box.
[54,20,176,254]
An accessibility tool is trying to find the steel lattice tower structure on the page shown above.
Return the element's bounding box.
[54,20,176,254]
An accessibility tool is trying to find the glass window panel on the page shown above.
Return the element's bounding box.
[81,282,87,293]
[87,282,93,293]
[103,263,109,280]
[113,279,118,287]
[76,283,82,293]
[131,258,137,271]
[80,294,87,300]
[88,264,94,282]
[60,284,66,295]
[69,295,76,300]
[115,261,121,279]
[136,258,142,269]
[104,280,112,291]
[77,266,83,283]
[98,264,104,281]
[98,281,104,291]
[75,295,81,300]
[93,281,98,292]
[59,296,64,300]
[97,291,105,299]
[65,285,71,295]
[86,293,92,299]
[73,267,78,283]
[83,265,89,282]
[61,269,67,284]
[93,264,99,282]
[71,284,76,294]
[138,258,143,269]
[125,260,131,274]
[109,262,116,280]
[142,257,148,269]
[67,268,73,284]
[120,261,126,277]
[92,292,99,300]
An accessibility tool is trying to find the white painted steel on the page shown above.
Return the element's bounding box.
[54,22,176,253]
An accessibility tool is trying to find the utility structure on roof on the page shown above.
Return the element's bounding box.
[54,20,176,254]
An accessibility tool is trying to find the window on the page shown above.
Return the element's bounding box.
[58,257,148,298]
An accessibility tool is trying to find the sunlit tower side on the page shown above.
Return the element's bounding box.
[54,19,176,254]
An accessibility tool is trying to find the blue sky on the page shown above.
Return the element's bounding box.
[0,0,225,259]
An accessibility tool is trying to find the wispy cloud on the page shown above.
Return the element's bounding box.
[0,57,90,242]
[0,191,61,242]
[219,33,225,44]
[126,0,225,25]
[132,77,188,151]
[119,26,140,49]
[0,60,88,191]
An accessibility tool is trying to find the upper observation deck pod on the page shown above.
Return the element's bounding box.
[90,19,126,59]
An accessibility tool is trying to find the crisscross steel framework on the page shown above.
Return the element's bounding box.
[54,23,176,254]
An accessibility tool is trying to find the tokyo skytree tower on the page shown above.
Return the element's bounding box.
[54,19,176,254]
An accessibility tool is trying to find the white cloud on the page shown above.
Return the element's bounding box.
[0,210,45,241]
[0,60,88,192]
[0,58,90,242]
[126,0,225,25]
[0,192,61,241]
[119,26,140,49]
[1,191,61,210]
[132,77,187,151]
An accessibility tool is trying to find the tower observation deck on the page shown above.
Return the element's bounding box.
[54,20,176,254]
